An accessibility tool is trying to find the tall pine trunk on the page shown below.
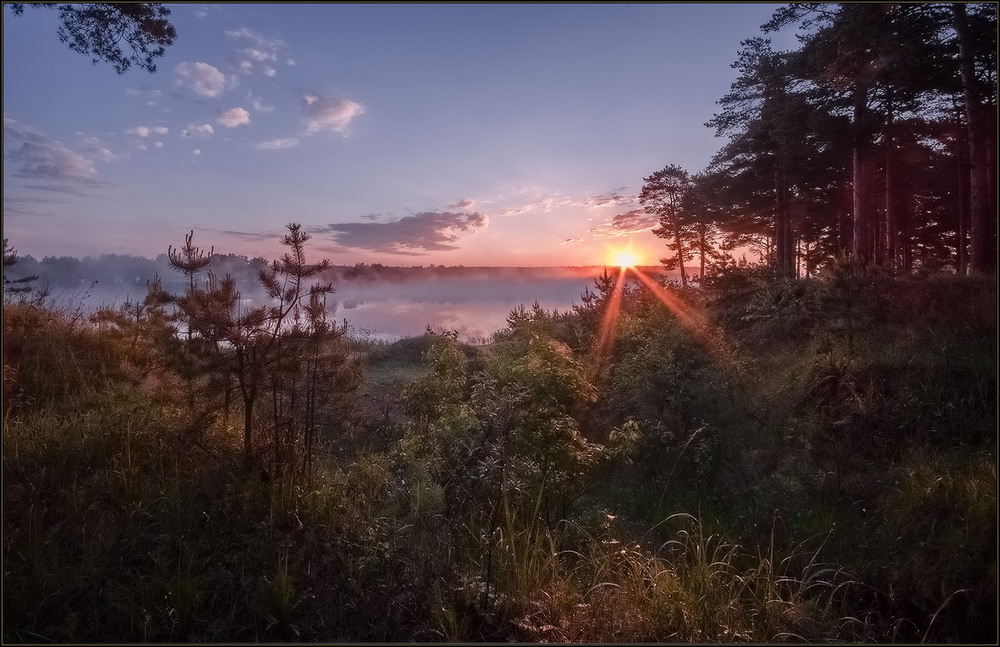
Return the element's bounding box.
[674,223,687,288]
[954,3,996,274]
[852,84,876,267]
[775,168,794,278]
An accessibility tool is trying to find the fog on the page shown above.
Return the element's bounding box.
[8,254,665,343]
[329,271,601,342]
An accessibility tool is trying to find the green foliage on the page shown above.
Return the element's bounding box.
[2,257,995,643]
[152,224,361,476]
[606,419,640,464]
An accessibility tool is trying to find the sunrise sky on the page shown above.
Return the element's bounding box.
[3,3,790,267]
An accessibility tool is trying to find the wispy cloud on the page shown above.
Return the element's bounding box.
[198,227,279,242]
[499,195,569,216]
[225,27,286,77]
[174,61,233,98]
[317,211,489,255]
[490,185,637,218]
[124,86,165,107]
[182,123,215,138]
[4,116,108,183]
[217,107,251,128]
[224,26,286,51]
[255,137,299,150]
[75,134,116,163]
[590,209,658,239]
[7,143,98,182]
[126,125,168,150]
[126,125,169,137]
[572,187,635,210]
[302,95,365,134]
[247,91,274,113]
[448,198,477,210]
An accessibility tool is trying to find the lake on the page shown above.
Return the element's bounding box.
[51,266,669,343]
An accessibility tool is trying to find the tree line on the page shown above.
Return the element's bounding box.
[641,3,996,285]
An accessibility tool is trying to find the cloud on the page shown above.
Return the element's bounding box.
[255,137,299,150]
[127,125,169,137]
[448,198,477,210]
[318,211,489,255]
[499,195,568,216]
[224,27,286,51]
[247,91,274,113]
[7,142,98,182]
[4,116,106,183]
[182,123,215,138]
[225,27,286,77]
[174,61,232,97]
[75,134,116,163]
[590,209,659,239]
[217,107,251,128]
[193,149,202,155]
[242,48,275,63]
[572,187,635,210]
[124,86,165,106]
[302,95,365,134]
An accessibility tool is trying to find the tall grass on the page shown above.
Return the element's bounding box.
[3,273,995,642]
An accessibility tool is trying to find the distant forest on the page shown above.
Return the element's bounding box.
[2,252,655,299]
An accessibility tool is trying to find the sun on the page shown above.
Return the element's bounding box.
[611,249,640,268]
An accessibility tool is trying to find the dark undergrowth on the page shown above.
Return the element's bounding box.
[3,268,995,642]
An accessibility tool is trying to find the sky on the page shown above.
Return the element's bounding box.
[3,3,790,268]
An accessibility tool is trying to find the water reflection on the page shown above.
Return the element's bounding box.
[49,267,665,344]
[327,271,602,341]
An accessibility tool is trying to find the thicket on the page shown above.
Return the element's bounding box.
[2,235,995,642]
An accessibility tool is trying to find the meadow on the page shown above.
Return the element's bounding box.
[2,255,996,642]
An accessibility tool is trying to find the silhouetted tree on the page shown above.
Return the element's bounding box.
[760,3,996,273]
[7,2,177,74]
[640,165,696,288]
[159,224,358,476]
[2,239,38,297]
[952,3,997,274]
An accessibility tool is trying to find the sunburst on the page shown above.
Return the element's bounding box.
[611,249,640,268]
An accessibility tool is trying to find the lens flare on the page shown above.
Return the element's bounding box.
[611,249,640,268]
[629,266,748,383]
[588,269,625,380]
[587,264,751,391]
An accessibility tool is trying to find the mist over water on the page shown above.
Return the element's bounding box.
[330,272,599,342]
[33,263,666,343]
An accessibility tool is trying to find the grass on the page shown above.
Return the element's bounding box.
[2,274,996,642]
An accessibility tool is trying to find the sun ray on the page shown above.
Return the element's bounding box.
[589,269,626,379]
[585,264,753,392]
[630,266,749,384]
